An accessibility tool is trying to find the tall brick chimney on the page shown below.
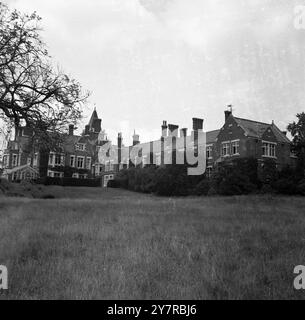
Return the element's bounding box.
[225,105,233,122]
[84,125,90,136]
[180,128,187,138]
[118,133,122,165]
[161,121,168,138]
[132,131,140,146]
[69,124,74,136]
[168,124,179,137]
[192,118,204,131]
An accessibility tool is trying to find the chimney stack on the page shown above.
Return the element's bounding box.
[118,133,122,165]
[192,118,204,131]
[133,131,140,146]
[180,128,188,138]
[168,124,179,137]
[118,132,123,147]
[161,121,168,138]
[69,124,74,136]
[224,105,233,122]
[282,131,287,136]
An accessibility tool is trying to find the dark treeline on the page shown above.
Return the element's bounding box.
[108,158,305,197]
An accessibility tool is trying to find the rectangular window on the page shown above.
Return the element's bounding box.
[3,155,9,168]
[105,161,113,172]
[77,156,84,169]
[55,154,61,166]
[142,156,147,167]
[70,155,76,167]
[221,143,230,157]
[206,146,213,159]
[48,171,63,178]
[12,172,18,181]
[86,157,92,170]
[49,153,54,166]
[53,172,63,178]
[33,153,38,167]
[75,144,85,151]
[262,142,276,158]
[12,154,18,167]
[110,161,114,171]
[231,140,240,155]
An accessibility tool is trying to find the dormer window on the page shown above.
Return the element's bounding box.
[75,143,85,151]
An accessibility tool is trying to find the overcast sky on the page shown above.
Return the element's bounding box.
[5,0,305,144]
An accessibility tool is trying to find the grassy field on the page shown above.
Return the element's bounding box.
[0,186,305,300]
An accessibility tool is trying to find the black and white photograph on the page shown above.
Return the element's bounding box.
[1,0,305,304]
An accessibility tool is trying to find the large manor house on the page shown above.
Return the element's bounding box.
[1,107,296,186]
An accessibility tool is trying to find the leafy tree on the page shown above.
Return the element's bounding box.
[288,112,305,177]
[0,3,89,144]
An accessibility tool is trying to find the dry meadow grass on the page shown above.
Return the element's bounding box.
[0,186,305,300]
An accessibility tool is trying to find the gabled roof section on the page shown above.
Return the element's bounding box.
[233,117,290,143]
[206,130,220,144]
[4,164,39,175]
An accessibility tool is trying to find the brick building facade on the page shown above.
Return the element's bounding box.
[1,107,296,184]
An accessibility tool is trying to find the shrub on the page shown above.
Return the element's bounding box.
[0,178,10,192]
[41,194,56,199]
[212,160,257,196]
[36,177,101,187]
[273,178,297,195]
[107,180,120,188]
[259,158,278,187]
[297,179,305,196]
[218,172,256,196]
[193,179,210,196]
[154,165,189,196]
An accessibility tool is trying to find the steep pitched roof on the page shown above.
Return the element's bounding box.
[206,129,220,144]
[88,109,99,128]
[234,117,290,143]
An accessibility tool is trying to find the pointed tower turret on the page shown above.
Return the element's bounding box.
[88,107,102,133]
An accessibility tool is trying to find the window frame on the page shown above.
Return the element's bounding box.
[221,142,230,157]
[262,141,277,158]
[206,145,213,160]
[70,155,76,167]
[231,140,240,156]
[12,154,18,167]
[77,156,85,169]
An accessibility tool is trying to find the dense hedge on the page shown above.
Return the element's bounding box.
[36,177,101,187]
[110,158,305,196]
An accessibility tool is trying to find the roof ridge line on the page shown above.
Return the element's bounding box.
[234,117,271,126]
